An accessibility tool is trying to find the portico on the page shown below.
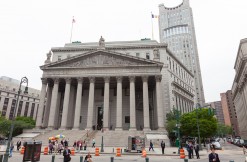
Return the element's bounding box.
[36,50,165,131]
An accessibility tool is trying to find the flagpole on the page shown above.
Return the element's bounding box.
[70,17,74,43]
[151,12,154,40]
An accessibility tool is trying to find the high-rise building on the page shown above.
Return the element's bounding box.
[220,90,240,137]
[232,38,247,139]
[208,101,224,124]
[158,0,205,106]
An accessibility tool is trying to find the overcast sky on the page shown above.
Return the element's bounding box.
[0,0,246,103]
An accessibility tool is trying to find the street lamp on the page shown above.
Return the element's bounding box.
[196,103,202,150]
[175,108,181,154]
[3,77,28,162]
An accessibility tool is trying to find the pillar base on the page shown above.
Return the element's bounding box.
[59,128,67,130]
[46,127,54,130]
[72,128,80,130]
[143,128,151,132]
[115,128,122,131]
[129,128,137,131]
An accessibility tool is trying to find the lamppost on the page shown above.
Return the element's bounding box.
[196,103,202,150]
[176,108,181,154]
[3,77,28,162]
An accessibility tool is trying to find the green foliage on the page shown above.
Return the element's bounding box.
[216,123,233,137]
[166,108,180,121]
[15,116,36,126]
[0,116,35,137]
[180,108,217,138]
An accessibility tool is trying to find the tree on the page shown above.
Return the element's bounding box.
[180,108,217,138]
[165,108,180,146]
[216,123,233,137]
[0,116,35,137]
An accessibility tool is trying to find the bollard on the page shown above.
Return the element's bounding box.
[145,157,149,162]
[184,159,188,162]
[80,156,83,162]
[113,148,114,153]
[0,154,3,162]
[111,157,114,162]
[229,161,234,162]
[121,149,122,153]
[51,155,55,162]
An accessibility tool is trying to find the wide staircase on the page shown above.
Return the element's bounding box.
[92,130,145,147]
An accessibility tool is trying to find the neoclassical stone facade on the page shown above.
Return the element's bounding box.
[36,38,195,131]
[232,38,247,139]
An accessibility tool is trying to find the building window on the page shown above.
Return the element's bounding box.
[58,56,61,61]
[146,53,150,59]
[136,53,140,57]
[24,102,29,117]
[9,99,16,120]
[17,101,23,116]
[30,103,35,118]
[1,98,9,117]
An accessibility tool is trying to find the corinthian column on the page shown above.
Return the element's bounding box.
[60,78,71,130]
[129,76,136,131]
[103,77,110,130]
[142,76,150,131]
[73,78,83,130]
[43,82,52,128]
[155,75,164,130]
[115,76,123,130]
[47,78,59,130]
[36,78,47,128]
[86,77,95,130]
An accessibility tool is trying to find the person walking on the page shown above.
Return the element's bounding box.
[17,140,21,151]
[149,140,154,151]
[161,140,165,154]
[63,146,71,162]
[92,138,95,148]
[208,147,220,162]
[9,141,14,157]
[194,142,200,159]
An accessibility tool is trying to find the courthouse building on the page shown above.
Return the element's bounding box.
[232,38,247,139]
[36,37,195,131]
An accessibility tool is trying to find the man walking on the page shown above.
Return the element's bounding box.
[194,142,200,159]
[17,139,21,151]
[161,140,165,154]
[149,140,154,151]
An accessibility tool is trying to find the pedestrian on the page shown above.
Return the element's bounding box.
[84,152,92,162]
[161,140,165,154]
[64,139,68,147]
[49,142,53,154]
[208,147,220,162]
[9,141,14,157]
[58,143,63,154]
[92,138,95,148]
[84,140,87,150]
[194,142,200,159]
[17,139,21,151]
[187,141,193,159]
[63,146,71,162]
[149,140,154,151]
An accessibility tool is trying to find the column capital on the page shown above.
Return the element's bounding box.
[77,77,84,84]
[104,76,110,83]
[129,76,135,82]
[41,78,47,84]
[89,77,95,83]
[53,78,60,84]
[142,75,149,82]
[65,78,72,84]
[116,76,123,83]
[155,75,162,82]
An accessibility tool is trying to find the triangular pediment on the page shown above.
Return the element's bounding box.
[42,50,163,69]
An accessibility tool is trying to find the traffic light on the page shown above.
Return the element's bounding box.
[208,108,215,115]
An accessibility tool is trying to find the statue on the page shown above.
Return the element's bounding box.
[44,50,52,64]
[99,36,105,49]
[153,48,160,61]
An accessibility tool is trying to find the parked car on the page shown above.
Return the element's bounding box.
[211,141,222,150]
